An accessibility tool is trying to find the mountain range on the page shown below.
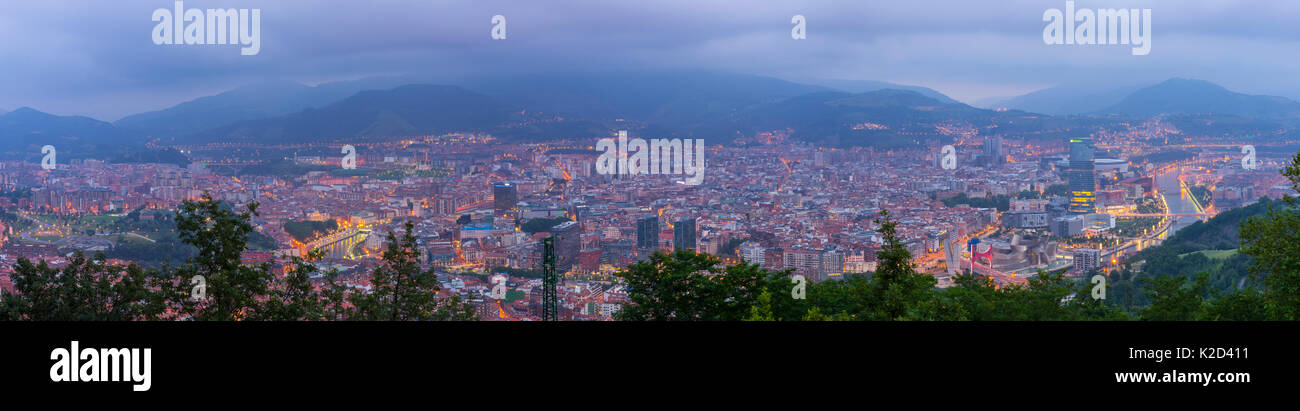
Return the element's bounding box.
[1103,78,1300,120]
[981,78,1300,122]
[6,72,1300,161]
[115,76,417,137]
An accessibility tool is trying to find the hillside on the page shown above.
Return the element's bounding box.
[1103,78,1300,120]
[188,85,512,143]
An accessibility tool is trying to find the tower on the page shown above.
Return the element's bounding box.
[636,215,659,257]
[673,217,696,252]
[550,220,580,273]
[1067,138,1096,214]
[493,182,517,216]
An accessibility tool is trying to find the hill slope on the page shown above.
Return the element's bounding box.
[1102,78,1300,119]
[189,85,512,143]
[116,77,417,137]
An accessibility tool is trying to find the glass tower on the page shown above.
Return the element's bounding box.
[1067,138,1096,214]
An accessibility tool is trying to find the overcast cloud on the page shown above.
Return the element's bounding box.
[4,0,1300,120]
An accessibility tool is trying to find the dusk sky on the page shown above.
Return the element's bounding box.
[4,0,1300,120]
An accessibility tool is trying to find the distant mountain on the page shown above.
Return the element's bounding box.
[1,107,130,146]
[801,78,959,104]
[689,89,1060,147]
[190,84,512,143]
[978,83,1143,115]
[1101,78,1300,119]
[462,71,828,128]
[0,107,159,161]
[116,76,416,138]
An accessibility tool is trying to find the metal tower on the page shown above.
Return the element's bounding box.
[542,236,559,321]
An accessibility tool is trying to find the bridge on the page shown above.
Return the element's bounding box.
[191,160,267,166]
[961,257,1027,286]
[303,227,371,259]
[1113,212,1212,217]
[456,199,491,213]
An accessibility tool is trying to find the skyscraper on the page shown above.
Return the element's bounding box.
[636,215,659,259]
[550,220,580,273]
[493,183,517,216]
[1067,138,1096,214]
[673,217,696,252]
[984,136,1005,164]
[636,215,659,249]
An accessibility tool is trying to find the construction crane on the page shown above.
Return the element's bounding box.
[542,236,559,321]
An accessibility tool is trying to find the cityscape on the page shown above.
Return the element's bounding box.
[1,1,1299,324]
[0,113,1295,320]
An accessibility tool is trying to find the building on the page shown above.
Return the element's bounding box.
[550,220,580,273]
[636,215,659,257]
[1053,215,1084,237]
[673,217,696,251]
[600,239,636,267]
[982,136,1005,165]
[1009,198,1048,212]
[1067,138,1096,214]
[698,236,718,255]
[739,242,765,266]
[1082,213,1116,230]
[1002,211,1050,229]
[435,196,457,215]
[492,183,518,216]
[820,248,845,279]
[1073,248,1102,274]
[784,249,822,281]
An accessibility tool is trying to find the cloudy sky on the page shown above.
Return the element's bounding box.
[4,0,1300,120]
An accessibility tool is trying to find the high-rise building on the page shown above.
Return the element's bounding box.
[550,220,580,273]
[636,215,659,254]
[1067,138,1096,214]
[493,183,518,216]
[784,248,822,281]
[673,217,696,251]
[739,242,766,266]
[983,136,1005,164]
[820,248,844,280]
[1073,248,1102,274]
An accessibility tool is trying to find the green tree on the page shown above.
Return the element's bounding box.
[744,290,777,321]
[0,252,166,321]
[165,194,275,320]
[617,249,771,321]
[1139,274,1209,321]
[1203,287,1271,321]
[257,250,328,321]
[858,210,936,320]
[1239,150,1300,320]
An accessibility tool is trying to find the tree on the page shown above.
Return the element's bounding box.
[1139,274,1209,321]
[744,290,777,321]
[1239,150,1300,320]
[617,249,771,321]
[1203,287,1271,321]
[857,210,936,320]
[0,252,166,321]
[257,250,327,321]
[164,194,276,320]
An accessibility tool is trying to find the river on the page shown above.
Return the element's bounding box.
[1155,168,1204,238]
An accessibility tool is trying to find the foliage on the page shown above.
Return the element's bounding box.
[283,219,339,243]
[942,194,1010,211]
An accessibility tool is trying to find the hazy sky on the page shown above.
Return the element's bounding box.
[5,0,1300,120]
